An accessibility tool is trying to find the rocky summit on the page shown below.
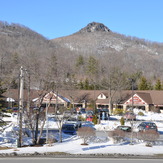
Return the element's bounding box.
[78,22,110,33]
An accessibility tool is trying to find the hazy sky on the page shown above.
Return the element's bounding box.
[0,0,163,42]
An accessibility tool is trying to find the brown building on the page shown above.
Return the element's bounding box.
[2,89,163,113]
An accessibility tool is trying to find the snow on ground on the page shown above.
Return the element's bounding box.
[1,110,163,156]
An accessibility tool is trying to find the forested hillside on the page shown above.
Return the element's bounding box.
[52,22,163,79]
[0,21,59,90]
[0,21,163,91]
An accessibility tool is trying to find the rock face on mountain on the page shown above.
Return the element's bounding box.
[78,22,110,33]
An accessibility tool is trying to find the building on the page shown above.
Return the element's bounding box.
[2,89,163,113]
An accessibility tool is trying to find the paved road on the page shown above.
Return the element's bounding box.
[0,158,163,163]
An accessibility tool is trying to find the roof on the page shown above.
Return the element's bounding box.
[42,91,70,104]
[96,98,109,105]
[144,90,163,105]
[135,92,152,104]
[2,89,45,102]
[2,89,163,106]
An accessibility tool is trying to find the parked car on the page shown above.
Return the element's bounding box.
[62,123,78,135]
[123,112,136,121]
[116,125,132,132]
[80,108,86,114]
[86,110,94,116]
[137,122,158,132]
[12,107,19,112]
[86,115,93,122]
[64,118,82,128]
[63,111,72,118]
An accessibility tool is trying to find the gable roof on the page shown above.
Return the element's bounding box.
[42,91,70,104]
[2,89,163,106]
[136,92,152,104]
[146,90,163,105]
[122,90,163,105]
[123,92,152,105]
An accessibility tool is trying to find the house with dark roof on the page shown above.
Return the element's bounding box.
[121,91,163,112]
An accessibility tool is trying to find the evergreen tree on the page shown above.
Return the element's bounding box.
[138,76,150,90]
[148,81,153,90]
[76,55,84,67]
[155,79,162,90]
[78,80,84,89]
[0,79,6,95]
[83,78,90,90]
[86,56,98,76]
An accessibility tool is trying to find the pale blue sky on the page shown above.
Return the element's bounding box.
[0,0,163,42]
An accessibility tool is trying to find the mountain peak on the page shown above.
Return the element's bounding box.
[78,22,111,33]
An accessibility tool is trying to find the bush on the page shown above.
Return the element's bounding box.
[92,114,98,124]
[113,108,124,115]
[152,107,161,113]
[120,117,125,125]
[138,130,160,147]
[138,111,144,116]
[77,127,96,145]
[78,115,86,121]
[108,129,125,143]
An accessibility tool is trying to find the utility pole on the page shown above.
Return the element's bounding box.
[129,78,134,145]
[26,70,30,113]
[18,66,24,147]
[131,79,134,111]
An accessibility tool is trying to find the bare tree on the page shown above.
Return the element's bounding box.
[138,130,160,147]
[108,129,125,144]
[36,96,53,145]
[77,126,96,145]
[101,66,128,114]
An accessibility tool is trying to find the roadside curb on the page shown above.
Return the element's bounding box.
[0,152,163,159]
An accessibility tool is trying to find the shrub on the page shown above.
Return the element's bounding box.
[108,129,125,143]
[77,127,96,145]
[120,117,125,125]
[113,108,124,115]
[78,115,86,121]
[152,107,161,113]
[92,114,98,124]
[138,111,144,116]
[138,130,160,147]
[46,138,58,146]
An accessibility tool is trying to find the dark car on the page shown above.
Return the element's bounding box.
[79,108,86,115]
[123,112,136,121]
[65,118,82,128]
[62,123,78,135]
[116,125,132,132]
[137,122,158,132]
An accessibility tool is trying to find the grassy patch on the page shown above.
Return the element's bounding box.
[0,146,13,150]
[154,154,163,158]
